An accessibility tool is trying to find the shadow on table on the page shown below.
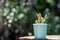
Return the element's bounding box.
[35,38,48,40]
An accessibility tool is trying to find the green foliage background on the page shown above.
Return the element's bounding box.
[0,0,60,36]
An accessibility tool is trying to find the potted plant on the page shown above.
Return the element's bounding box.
[33,13,47,39]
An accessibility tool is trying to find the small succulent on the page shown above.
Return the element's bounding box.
[35,13,47,23]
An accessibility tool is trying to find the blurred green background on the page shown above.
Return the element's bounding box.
[0,0,60,37]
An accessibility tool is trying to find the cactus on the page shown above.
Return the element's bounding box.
[35,13,47,23]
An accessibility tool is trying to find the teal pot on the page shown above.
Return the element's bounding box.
[33,23,47,39]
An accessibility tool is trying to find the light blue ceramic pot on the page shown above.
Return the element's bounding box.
[33,23,47,39]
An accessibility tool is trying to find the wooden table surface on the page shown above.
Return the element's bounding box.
[19,35,60,40]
